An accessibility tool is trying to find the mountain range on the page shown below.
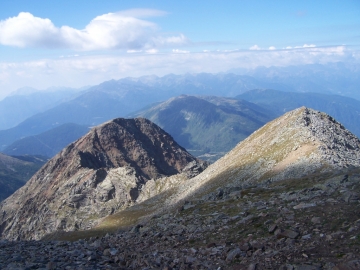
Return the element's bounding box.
[1,67,360,212]
[2,108,360,234]
[0,73,270,147]
[3,89,360,164]
[0,107,359,269]
[233,62,360,100]
[1,62,359,150]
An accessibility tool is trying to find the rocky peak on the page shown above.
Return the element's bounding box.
[299,107,360,165]
[0,118,207,240]
[167,107,360,205]
[63,117,197,180]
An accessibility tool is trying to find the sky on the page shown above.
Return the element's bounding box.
[0,0,359,98]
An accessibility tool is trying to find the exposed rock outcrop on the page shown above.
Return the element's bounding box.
[0,118,207,240]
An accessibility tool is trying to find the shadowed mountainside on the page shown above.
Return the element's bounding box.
[0,153,46,201]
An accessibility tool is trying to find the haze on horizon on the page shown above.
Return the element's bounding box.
[0,0,359,99]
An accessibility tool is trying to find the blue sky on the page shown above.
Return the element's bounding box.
[0,0,359,98]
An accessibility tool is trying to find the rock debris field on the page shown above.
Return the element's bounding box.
[1,171,360,270]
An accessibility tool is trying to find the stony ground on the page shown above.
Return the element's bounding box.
[1,170,360,270]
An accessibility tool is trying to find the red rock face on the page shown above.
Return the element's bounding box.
[0,118,206,240]
[62,118,196,180]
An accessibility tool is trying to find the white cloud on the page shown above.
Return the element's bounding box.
[127,50,143,53]
[172,49,190,53]
[0,11,189,50]
[303,44,316,48]
[145,49,158,54]
[269,46,276,50]
[249,45,261,50]
[0,12,60,48]
[293,44,317,49]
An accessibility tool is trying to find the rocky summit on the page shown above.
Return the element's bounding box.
[0,107,360,269]
[167,106,360,204]
[0,117,207,241]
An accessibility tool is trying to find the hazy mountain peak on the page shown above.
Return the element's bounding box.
[9,87,38,96]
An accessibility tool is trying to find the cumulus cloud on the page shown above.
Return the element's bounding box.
[0,10,189,50]
[249,45,261,50]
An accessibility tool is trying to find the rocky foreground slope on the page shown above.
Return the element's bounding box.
[0,118,207,240]
[1,170,359,270]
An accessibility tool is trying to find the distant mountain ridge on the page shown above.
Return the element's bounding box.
[0,87,83,130]
[238,89,360,138]
[0,153,46,201]
[3,123,90,157]
[232,62,360,100]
